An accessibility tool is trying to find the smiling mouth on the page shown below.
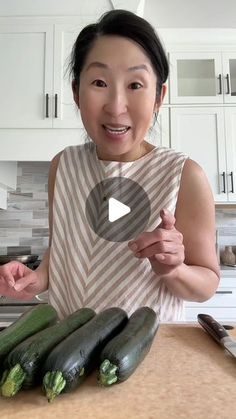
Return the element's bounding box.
[102,125,131,135]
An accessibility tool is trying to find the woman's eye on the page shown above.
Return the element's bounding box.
[129,82,142,90]
[92,79,107,87]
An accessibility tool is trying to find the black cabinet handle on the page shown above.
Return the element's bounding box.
[218,74,222,94]
[221,172,226,193]
[55,94,58,118]
[226,73,230,95]
[45,93,49,118]
[229,171,234,193]
[215,291,233,294]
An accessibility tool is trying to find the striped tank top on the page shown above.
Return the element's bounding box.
[48,142,188,321]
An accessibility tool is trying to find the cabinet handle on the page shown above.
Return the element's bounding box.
[45,94,49,118]
[215,291,233,294]
[218,74,222,94]
[221,172,226,193]
[54,94,58,118]
[226,73,230,94]
[229,171,234,193]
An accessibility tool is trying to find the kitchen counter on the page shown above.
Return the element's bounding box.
[220,265,236,274]
[1,323,236,419]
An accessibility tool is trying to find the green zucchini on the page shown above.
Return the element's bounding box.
[42,307,128,402]
[0,304,58,372]
[0,307,96,397]
[98,307,159,386]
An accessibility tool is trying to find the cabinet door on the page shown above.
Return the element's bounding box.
[225,107,236,201]
[169,52,223,104]
[170,107,227,202]
[185,307,236,322]
[222,53,236,104]
[0,25,53,128]
[53,23,88,128]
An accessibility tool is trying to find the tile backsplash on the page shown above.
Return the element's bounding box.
[215,208,236,260]
[0,162,236,261]
[0,162,50,259]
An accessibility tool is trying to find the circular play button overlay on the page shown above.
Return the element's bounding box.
[85,177,151,242]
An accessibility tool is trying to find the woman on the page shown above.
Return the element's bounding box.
[0,10,219,320]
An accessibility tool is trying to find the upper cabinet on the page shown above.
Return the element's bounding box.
[53,23,84,128]
[0,22,91,129]
[0,24,53,128]
[169,52,236,104]
[170,106,236,203]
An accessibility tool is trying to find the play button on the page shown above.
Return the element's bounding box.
[108,198,131,222]
[85,177,151,242]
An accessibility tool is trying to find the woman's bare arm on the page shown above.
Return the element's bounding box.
[128,158,220,302]
[159,158,220,301]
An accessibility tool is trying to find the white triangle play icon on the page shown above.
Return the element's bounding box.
[108,197,131,222]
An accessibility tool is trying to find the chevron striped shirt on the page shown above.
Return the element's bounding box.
[48,142,188,321]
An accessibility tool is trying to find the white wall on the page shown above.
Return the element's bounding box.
[0,0,111,16]
[0,0,142,17]
[144,0,236,28]
[0,0,235,27]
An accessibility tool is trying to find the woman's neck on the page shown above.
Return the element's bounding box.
[96,141,155,162]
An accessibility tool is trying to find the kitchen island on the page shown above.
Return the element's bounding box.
[1,323,236,419]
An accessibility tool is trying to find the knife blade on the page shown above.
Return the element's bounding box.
[198,313,236,358]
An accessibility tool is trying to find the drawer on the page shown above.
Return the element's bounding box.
[185,307,236,322]
[185,287,236,308]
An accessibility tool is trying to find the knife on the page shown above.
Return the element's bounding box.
[197,313,236,358]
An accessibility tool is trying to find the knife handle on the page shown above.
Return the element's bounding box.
[197,313,229,344]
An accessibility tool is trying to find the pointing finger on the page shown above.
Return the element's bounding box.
[159,209,175,230]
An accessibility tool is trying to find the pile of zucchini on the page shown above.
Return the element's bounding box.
[0,304,159,402]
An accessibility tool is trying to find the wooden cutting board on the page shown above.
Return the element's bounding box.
[1,323,236,419]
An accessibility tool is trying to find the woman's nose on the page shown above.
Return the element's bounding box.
[103,90,127,116]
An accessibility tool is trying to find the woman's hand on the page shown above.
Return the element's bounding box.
[128,209,185,276]
[0,261,41,300]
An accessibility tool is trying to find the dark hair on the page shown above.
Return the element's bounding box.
[69,10,169,98]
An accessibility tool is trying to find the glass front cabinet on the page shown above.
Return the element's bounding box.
[169,52,236,104]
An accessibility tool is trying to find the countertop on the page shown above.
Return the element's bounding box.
[220,265,236,273]
[1,323,236,419]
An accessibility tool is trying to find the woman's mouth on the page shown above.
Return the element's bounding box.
[102,124,131,136]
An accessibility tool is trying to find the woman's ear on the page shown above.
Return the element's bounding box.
[72,80,80,108]
[160,84,167,105]
[154,84,167,112]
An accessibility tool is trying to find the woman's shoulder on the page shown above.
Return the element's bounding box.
[154,145,187,158]
[49,143,93,177]
[150,145,188,168]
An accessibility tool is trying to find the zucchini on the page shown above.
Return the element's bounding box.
[98,307,159,386]
[42,307,128,402]
[0,307,95,397]
[0,304,58,372]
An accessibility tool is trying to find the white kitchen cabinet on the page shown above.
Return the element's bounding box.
[224,107,236,198]
[169,52,236,104]
[0,21,95,130]
[170,106,236,203]
[185,275,236,322]
[53,23,88,129]
[0,25,53,128]
[0,18,171,131]
[222,53,236,103]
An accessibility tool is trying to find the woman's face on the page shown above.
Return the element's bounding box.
[74,35,165,161]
